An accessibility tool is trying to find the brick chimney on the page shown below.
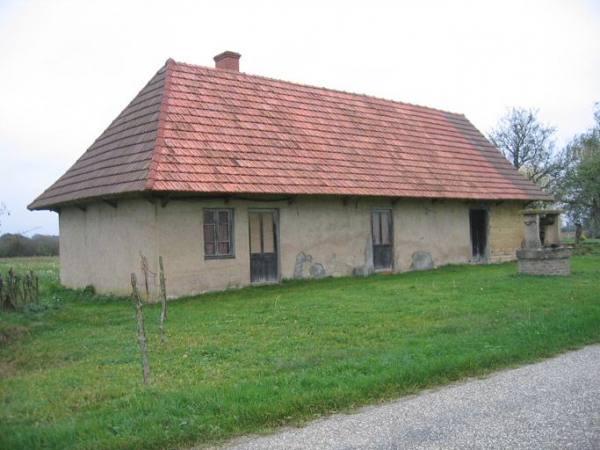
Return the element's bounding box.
[213,51,241,71]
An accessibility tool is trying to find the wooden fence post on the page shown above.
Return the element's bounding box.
[158,256,167,345]
[131,273,151,385]
[140,252,150,302]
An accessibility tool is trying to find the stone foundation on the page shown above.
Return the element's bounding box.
[516,247,571,276]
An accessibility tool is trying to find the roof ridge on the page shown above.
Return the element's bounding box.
[170,60,467,119]
[145,58,175,190]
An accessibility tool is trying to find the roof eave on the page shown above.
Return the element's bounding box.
[27,188,553,212]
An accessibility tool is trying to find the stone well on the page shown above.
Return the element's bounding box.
[516,210,571,276]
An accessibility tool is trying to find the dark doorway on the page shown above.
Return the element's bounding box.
[372,210,393,270]
[469,209,488,262]
[249,210,279,282]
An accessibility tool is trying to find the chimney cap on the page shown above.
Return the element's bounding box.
[213,51,241,62]
[213,51,241,71]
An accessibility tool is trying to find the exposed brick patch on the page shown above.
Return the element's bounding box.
[517,247,571,276]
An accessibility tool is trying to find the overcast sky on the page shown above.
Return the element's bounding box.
[0,0,599,236]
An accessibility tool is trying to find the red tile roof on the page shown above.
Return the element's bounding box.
[29,58,551,210]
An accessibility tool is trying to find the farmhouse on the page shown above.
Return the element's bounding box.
[29,51,551,297]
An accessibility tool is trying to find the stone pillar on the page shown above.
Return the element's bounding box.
[520,211,541,249]
[542,211,561,247]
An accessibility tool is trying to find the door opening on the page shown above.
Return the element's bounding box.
[249,210,279,282]
[372,210,393,270]
[469,209,488,262]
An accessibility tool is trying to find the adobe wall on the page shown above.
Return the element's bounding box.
[58,197,525,297]
[155,197,251,295]
[59,199,158,295]
[154,196,478,296]
[488,202,524,263]
[393,200,472,271]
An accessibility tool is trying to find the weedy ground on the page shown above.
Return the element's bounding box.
[567,238,600,256]
[1,251,599,450]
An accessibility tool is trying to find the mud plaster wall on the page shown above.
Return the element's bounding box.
[59,199,158,295]
[488,202,525,262]
[60,197,254,297]
[393,199,472,271]
[155,198,252,296]
[279,196,387,279]
[58,197,525,297]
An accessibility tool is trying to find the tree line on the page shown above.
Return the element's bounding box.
[488,103,600,237]
[0,233,59,257]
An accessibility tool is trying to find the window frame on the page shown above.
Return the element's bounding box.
[203,208,235,260]
[371,209,392,246]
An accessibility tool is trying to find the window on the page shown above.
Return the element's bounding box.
[372,209,392,269]
[203,209,234,258]
[372,210,391,246]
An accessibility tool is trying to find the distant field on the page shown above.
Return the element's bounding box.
[1,252,600,450]
[0,255,59,270]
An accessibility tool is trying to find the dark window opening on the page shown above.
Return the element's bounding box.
[204,209,234,258]
[469,209,488,262]
[539,215,555,246]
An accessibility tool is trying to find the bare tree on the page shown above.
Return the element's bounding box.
[0,202,9,231]
[488,107,563,191]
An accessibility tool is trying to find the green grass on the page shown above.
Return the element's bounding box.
[569,239,600,257]
[562,238,600,256]
[1,253,600,449]
[562,238,600,245]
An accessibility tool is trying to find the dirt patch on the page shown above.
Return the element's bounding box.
[0,325,28,347]
[0,325,30,377]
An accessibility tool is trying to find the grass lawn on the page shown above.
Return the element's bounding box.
[1,254,600,449]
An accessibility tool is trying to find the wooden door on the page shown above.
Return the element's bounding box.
[372,210,392,270]
[249,210,279,282]
[469,209,488,262]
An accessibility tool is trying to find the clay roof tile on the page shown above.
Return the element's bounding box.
[29,58,551,210]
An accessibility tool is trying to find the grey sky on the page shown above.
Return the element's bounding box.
[1,0,599,235]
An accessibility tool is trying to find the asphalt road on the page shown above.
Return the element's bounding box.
[219,345,600,450]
